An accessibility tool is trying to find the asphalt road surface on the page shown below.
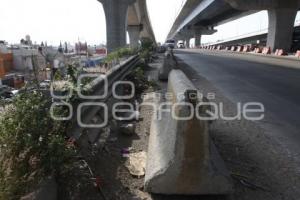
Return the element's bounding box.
[175,49,300,158]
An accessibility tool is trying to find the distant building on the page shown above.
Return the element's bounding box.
[95,48,107,55]
[25,35,32,46]
[0,53,13,78]
[75,42,88,55]
[0,43,25,87]
[10,45,37,71]
[0,42,10,54]
[5,43,47,81]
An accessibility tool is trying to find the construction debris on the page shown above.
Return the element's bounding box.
[125,151,147,177]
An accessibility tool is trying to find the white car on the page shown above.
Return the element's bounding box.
[178,42,185,49]
[164,39,176,49]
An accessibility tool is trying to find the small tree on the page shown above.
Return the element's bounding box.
[140,38,154,63]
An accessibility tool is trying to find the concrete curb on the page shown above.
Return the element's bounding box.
[144,70,233,195]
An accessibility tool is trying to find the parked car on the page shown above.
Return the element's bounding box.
[0,85,18,99]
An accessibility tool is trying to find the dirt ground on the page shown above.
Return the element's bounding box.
[58,53,300,200]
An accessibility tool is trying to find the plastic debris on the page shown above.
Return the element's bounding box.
[121,147,133,157]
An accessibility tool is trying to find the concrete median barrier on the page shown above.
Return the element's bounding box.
[159,49,177,81]
[145,69,233,195]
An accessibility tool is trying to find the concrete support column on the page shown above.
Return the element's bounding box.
[128,25,141,48]
[194,35,202,48]
[185,38,190,49]
[267,8,297,52]
[99,0,136,53]
[194,28,202,48]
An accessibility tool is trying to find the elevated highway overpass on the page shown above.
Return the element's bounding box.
[168,0,300,52]
[98,0,156,53]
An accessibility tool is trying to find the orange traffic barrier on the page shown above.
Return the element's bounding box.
[295,50,300,58]
[230,46,236,51]
[274,49,287,56]
[236,46,243,52]
[262,47,271,55]
[254,47,262,53]
[224,47,230,51]
[243,45,250,52]
[217,45,223,50]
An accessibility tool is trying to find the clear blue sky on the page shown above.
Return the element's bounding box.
[0,0,299,45]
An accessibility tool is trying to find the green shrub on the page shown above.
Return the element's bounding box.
[140,38,154,63]
[141,38,154,51]
[0,90,74,199]
[104,47,137,64]
[126,65,159,94]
